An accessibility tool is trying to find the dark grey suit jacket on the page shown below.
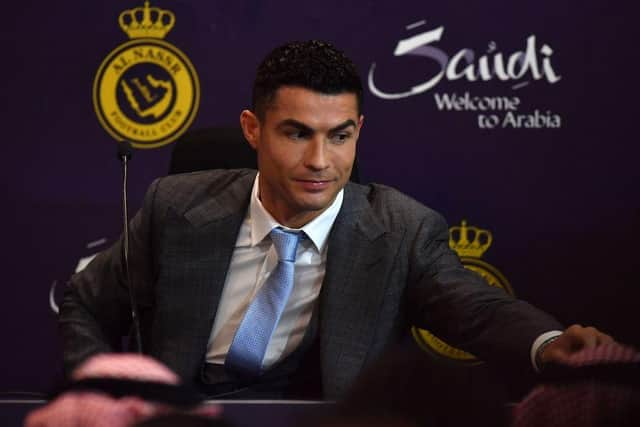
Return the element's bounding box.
[60,169,562,399]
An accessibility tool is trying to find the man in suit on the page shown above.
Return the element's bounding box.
[60,40,613,400]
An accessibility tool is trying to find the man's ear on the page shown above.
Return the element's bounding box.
[353,114,365,141]
[358,113,365,131]
[240,110,260,150]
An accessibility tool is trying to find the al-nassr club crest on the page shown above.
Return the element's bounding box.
[412,219,514,363]
[93,1,200,149]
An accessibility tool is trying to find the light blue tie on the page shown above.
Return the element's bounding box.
[225,227,301,377]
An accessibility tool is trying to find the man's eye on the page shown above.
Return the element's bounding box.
[331,133,351,144]
[287,130,310,140]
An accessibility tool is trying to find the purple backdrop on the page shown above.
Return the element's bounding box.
[1,0,638,392]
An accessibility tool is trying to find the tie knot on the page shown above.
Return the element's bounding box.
[270,228,301,262]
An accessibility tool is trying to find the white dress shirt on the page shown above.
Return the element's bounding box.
[206,174,343,368]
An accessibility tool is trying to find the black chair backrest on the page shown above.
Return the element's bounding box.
[169,126,257,175]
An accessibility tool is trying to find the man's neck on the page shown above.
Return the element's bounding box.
[260,199,330,229]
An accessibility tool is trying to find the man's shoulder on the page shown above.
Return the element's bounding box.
[154,168,256,190]
[345,181,445,231]
[148,168,256,211]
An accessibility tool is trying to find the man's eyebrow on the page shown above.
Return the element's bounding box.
[328,119,357,133]
[277,119,313,133]
[276,118,357,134]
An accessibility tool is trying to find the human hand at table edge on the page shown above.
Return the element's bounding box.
[538,324,615,368]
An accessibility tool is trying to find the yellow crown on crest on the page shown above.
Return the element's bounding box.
[449,220,493,258]
[118,1,175,39]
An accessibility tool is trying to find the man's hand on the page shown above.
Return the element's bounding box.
[539,324,615,367]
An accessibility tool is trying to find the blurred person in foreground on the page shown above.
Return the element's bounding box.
[60,40,615,400]
[306,342,639,427]
[24,354,221,427]
[511,342,640,427]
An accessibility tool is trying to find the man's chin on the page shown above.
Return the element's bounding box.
[292,194,336,214]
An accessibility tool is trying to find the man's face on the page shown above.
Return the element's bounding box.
[241,86,363,228]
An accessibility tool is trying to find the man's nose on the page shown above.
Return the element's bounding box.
[303,138,329,171]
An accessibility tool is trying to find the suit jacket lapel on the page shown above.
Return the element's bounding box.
[319,183,402,398]
[151,171,255,379]
[183,173,255,335]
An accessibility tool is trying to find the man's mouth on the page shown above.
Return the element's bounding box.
[294,178,334,191]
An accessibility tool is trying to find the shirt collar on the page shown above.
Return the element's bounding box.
[249,173,343,253]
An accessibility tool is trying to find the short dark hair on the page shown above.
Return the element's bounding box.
[252,40,363,119]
